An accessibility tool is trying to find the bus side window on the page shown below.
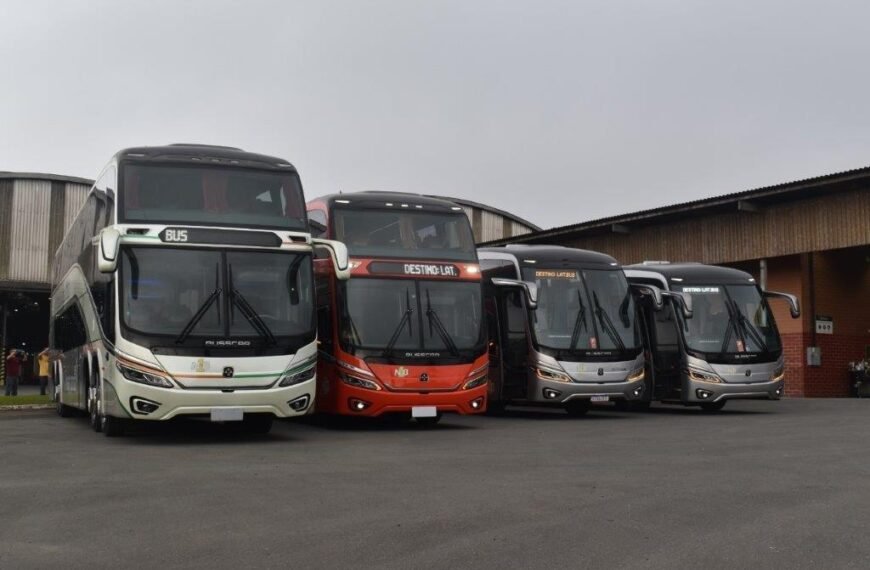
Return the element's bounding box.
[308,209,328,238]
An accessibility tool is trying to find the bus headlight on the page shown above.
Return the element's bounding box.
[772,366,785,382]
[627,367,645,382]
[340,373,382,391]
[535,366,573,383]
[463,376,487,390]
[116,362,173,388]
[687,367,723,384]
[279,365,316,387]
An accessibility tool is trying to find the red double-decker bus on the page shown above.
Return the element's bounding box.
[307,192,488,425]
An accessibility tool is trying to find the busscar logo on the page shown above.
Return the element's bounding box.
[597,368,604,376]
[419,373,429,383]
[223,367,235,378]
[394,366,409,378]
[745,369,752,377]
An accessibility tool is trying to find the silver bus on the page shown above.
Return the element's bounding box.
[625,262,799,411]
[50,144,349,436]
[479,245,648,416]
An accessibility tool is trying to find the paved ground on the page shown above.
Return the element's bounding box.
[2,399,869,569]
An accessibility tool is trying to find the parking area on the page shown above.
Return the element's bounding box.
[2,399,869,569]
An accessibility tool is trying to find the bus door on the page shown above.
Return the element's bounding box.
[499,289,529,400]
[485,295,504,402]
[645,300,682,399]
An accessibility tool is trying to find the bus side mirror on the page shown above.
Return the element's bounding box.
[764,290,800,318]
[97,227,121,273]
[491,278,538,310]
[308,219,327,238]
[312,238,351,281]
[630,283,663,310]
[662,290,693,319]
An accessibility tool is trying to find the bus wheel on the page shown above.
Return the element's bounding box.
[564,400,590,417]
[88,384,102,433]
[101,415,126,437]
[700,401,726,412]
[485,400,506,416]
[416,414,442,428]
[242,415,274,435]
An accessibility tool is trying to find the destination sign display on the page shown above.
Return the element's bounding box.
[534,269,579,280]
[368,261,460,277]
[681,286,721,294]
[158,227,281,247]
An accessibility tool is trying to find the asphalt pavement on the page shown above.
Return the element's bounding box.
[2,399,869,569]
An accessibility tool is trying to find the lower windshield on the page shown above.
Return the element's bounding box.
[675,284,781,354]
[522,267,640,354]
[120,247,314,343]
[340,278,483,356]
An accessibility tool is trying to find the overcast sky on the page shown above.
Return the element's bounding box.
[2,1,869,229]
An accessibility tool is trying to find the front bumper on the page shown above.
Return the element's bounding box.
[320,381,488,417]
[105,375,316,420]
[686,377,784,403]
[530,376,646,404]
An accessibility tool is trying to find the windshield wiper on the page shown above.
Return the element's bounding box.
[425,290,460,357]
[231,289,277,346]
[592,292,626,352]
[730,299,768,352]
[568,289,588,351]
[382,289,414,357]
[176,287,222,344]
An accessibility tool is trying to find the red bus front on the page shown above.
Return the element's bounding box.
[309,193,488,420]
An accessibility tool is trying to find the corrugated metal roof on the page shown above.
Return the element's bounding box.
[484,164,870,246]
[427,195,541,232]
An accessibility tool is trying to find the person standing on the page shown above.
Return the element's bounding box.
[5,349,26,397]
[37,348,50,396]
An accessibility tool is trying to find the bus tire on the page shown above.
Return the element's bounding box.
[565,400,590,417]
[700,401,726,412]
[102,415,126,437]
[89,380,102,433]
[242,415,274,435]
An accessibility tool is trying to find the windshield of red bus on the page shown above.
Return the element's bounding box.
[120,163,307,230]
[339,278,484,357]
[332,208,477,262]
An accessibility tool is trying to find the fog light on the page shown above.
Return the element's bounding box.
[775,387,783,396]
[470,397,484,410]
[543,388,561,400]
[696,389,713,400]
[288,395,310,412]
[349,398,371,412]
[633,385,644,397]
[130,397,161,415]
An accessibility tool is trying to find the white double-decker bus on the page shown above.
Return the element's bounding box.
[50,144,348,436]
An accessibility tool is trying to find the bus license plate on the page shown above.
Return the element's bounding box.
[211,408,244,422]
[590,396,609,403]
[412,406,437,418]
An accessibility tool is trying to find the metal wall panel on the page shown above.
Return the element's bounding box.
[510,221,532,237]
[63,183,89,233]
[8,180,52,283]
[481,210,504,242]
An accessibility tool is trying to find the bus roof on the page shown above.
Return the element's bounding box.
[114,144,297,172]
[479,245,620,268]
[313,191,465,212]
[624,262,756,285]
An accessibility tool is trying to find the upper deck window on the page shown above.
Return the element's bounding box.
[121,163,306,230]
[333,208,476,261]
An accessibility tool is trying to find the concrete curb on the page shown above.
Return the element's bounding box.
[0,404,54,411]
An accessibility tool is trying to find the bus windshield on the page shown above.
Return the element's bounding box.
[333,208,476,261]
[339,278,483,357]
[119,247,314,343]
[521,267,639,355]
[674,284,781,354]
[121,163,307,230]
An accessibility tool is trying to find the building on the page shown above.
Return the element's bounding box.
[0,172,93,383]
[430,196,540,243]
[484,167,870,397]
